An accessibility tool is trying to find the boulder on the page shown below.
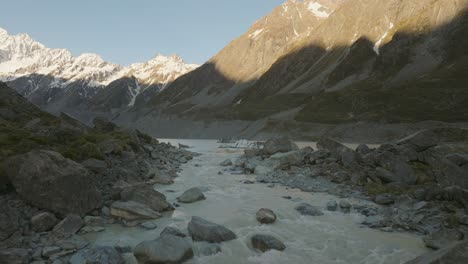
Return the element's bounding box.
[316,138,349,159]
[326,201,338,211]
[406,240,468,264]
[331,171,350,183]
[4,150,102,216]
[133,235,194,264]
[339,200,352,209]
[83,216,107,227]
[251,234,286,252]
[188,216,236,243]
[269,151,303,169]
[52,215,84,238]
[372,152,417,185]
[177,187,206,203]
[220,159,233,166]
[0,248,31,264]
[161,226,187,238]
[423,229,464,250]
[120,184,172,212]
[110,201,161,221]
[295,203,324,216]
[262,137,298,155]
[256,208,277,224]
[31,212,58,232]
[69,246,123,264]
[140,221,158,230]
[340,148,357,167]
[397,130,439,152]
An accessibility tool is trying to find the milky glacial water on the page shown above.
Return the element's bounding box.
[84,139,428,264]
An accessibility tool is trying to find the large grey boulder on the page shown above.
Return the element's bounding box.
[120,184,172,212]
[251,234,286,252]
[133,235,194,264]
[177,187,206,203]
[295,203,324,216]
[406,240,468,264]
[372,152,417,185]
[262,137,298,155]
[69,246,123,264]
[188,217,236,243]
[256,208,277,224]
[31,212,58,232]
[110,201,161,221]
[423,229,464,250]
[4,150,102,216]
[397,130,439,152]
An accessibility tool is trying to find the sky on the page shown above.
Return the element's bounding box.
[0,0,284,66]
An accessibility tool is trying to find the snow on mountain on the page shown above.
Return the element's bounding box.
[0,27,198,97]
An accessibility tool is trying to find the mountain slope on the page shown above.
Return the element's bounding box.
[150,0,345,110]
[143,0,468,126]
[0,28,198,113]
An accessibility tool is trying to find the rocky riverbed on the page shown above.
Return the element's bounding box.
[1,129,468,263]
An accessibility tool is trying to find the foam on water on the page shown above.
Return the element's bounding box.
[83,139,428,263]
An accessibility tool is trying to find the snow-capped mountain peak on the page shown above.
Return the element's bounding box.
[0,27,198,95]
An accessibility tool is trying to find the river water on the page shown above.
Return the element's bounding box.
[85,139,428,264]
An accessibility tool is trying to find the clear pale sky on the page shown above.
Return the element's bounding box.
[0,0,284,65]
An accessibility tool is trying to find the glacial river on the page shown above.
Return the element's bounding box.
[85,139,428,264]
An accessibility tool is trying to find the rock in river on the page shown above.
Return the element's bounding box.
[120,184,173,212]
[177,187,206,203]
[220,159,233,166]
[188,216,236,243]
[295,203,324,216]
[251,234,286,252]
[134,235,194,264]
[256,208,277,224]
[110,201,161,221]
[4,150,102,216]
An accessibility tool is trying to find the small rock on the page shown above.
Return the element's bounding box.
[52,214,84,238]
[110,201,161,221]
[69,246,123,264]
[31,212,58,232]
[251,234,286,252]
[295,203,324,216]
[84,216,106,227]
[114,240,133,253]
[243,180,255,184]
[188,216,236,243]
[177,187,206,203]
[339,200,352,209]
[220,159,233,166]
[196,243,222,256]
[282,196,292,200]
[423,229,464,250]
[140,221,158,230]
[327,201,338,211]
[256,208,277,224]
[133,235,194,264]
[161,226,186,238]
[374,194,395,205]
[79,226,105,234]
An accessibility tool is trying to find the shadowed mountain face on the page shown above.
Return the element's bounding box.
[143,0,468,125]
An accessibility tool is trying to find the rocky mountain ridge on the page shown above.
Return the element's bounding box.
[0,27,198,113]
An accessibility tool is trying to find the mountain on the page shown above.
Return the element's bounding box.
[0,28,198,114]
[131,0,468,139]
[150,0,345,110]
